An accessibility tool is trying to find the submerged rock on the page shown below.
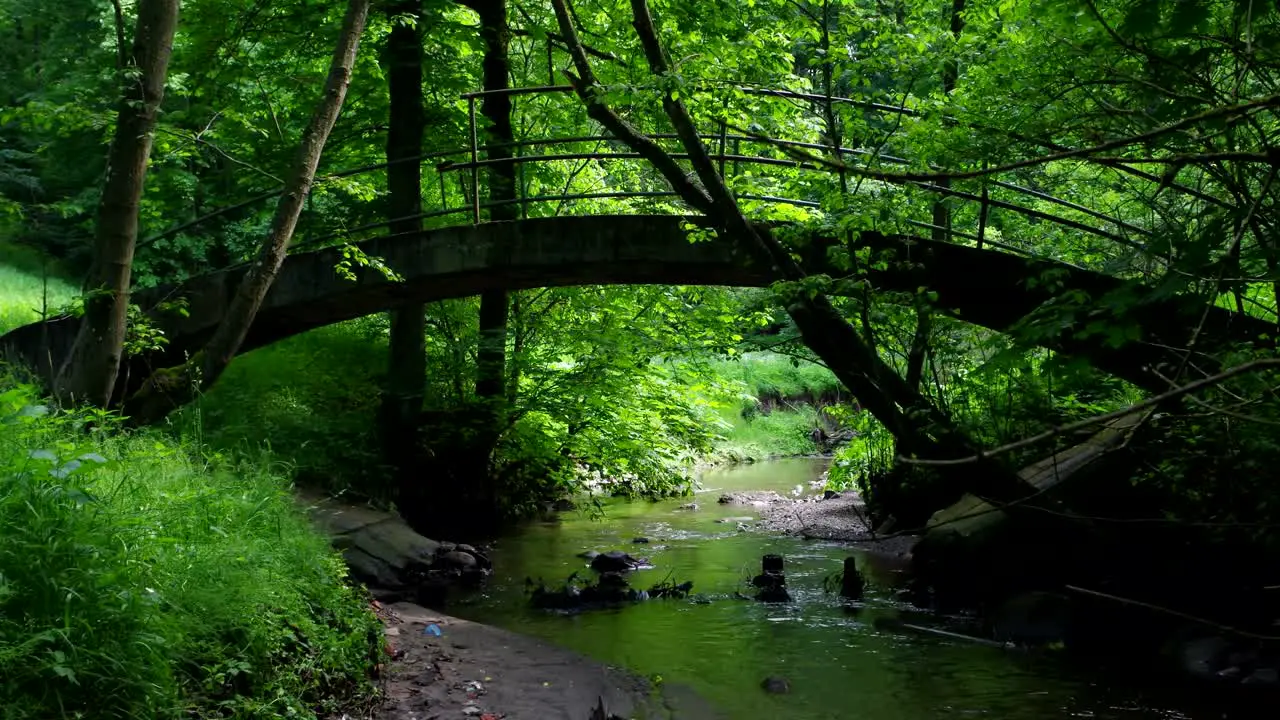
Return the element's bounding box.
[760,676,791,694]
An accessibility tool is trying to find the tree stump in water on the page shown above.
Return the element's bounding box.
[753,554,790,602]
[840,557,865,600]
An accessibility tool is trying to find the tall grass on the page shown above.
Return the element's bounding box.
[0,240,78,334]
[0,379,383,719]
[709,404,821,463]
[702,353,842,400]
[678,353,844,463]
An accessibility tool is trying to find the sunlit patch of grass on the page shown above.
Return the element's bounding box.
[708,404,820,462]
[0,240,78,334]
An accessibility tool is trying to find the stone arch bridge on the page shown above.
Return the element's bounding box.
[1,214,1270,397]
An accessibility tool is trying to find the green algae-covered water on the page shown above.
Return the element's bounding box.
[448,459,1239,719]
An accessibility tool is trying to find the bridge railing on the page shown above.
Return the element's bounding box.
[146,82,1156,270]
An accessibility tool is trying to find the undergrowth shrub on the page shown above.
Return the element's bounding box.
[0,378,382,719]
[701,353,842,402]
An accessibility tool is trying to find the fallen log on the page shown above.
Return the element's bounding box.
[909,410,1151,606]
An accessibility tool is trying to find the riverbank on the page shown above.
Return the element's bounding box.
[718,488,918,557]
[372,602,726,720]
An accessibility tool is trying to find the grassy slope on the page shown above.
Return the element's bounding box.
[0,247,383,719]
[181,320,392,502]
[696,353,845,462]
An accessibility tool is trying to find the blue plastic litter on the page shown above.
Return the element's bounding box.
[424,623,443,636]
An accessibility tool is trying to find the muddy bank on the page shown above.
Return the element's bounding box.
[721,490,917,557]
[372,602,726,720]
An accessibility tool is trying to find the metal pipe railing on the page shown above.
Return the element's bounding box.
[153,81,1167,270]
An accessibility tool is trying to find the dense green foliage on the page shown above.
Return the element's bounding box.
[2,0,1277,521]
[1,0,1280,711]
[0,379,383,719]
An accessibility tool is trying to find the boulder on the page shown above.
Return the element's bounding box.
[342,546,404,588]
[340,519,441,573]
[440,550,479,569]
[591,551,644,573]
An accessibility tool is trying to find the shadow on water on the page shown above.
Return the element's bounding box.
[447,458,1273,719]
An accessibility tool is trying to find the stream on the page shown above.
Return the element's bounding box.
[446,458,1249,719]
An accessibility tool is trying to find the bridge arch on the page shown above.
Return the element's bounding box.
[3,215,1272,399]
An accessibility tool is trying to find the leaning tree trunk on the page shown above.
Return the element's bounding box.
[55,0,180,408]
[125,0,372,424]
[549,0,1032,506]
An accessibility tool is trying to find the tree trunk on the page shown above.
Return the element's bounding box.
[125,0,371,423]
[379,0,427,473]
[54,0,180,408]
[468,0,516,407]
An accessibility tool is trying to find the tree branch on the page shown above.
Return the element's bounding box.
[901,357,1280,467]
[727,93,1280,183]
[547,0,712,213]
